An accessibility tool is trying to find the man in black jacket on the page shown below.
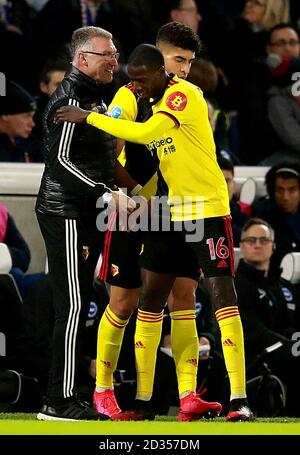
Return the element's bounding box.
[236,217,300,416]
[35,26,135,421]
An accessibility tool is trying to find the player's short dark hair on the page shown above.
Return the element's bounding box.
[128,44,165,71]
[265,161,300,198]
[241,217,274,239]
[156,21,201,54]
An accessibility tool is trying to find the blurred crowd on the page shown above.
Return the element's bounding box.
[1,0,300,165]
[1,0,300,418]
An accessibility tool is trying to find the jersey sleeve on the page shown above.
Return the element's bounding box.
[156,82,204,127]
[108,85,138,121]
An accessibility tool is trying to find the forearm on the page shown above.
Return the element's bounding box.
[115,160,139,194]
[87,111,175,144]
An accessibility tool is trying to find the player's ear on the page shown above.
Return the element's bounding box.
[272,242,276,251]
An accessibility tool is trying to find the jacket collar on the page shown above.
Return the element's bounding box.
[67,66,103,96]
[237,259,282,283]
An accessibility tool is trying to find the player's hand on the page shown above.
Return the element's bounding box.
[111,190,137,231]
[54,106,91,124]
[111,190,136,213]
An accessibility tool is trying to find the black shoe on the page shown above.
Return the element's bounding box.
[37,397,109,421]
[226,398,254,421]
[113,399,155,421]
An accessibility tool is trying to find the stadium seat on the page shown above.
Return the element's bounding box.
[234,247,243,271]
[0,243,12,273]
[238,177,256,216]
[280,252,300,284]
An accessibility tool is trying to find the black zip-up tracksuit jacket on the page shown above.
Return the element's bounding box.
[36,67,116,219]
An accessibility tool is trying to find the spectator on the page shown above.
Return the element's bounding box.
[32,0,158,70]
[0,80,43,162]
[252,162,300,265]
[32,0,103,58]
[236,217,300,416]
[0,201,30,274]
[215,0,290,113]
[0,274,41,412]
[239,22,300,164]
[34,59,70,142]
[0,0,35,90]
[266,55,300,163]
[0,200,45,298]
[164,0,202,33]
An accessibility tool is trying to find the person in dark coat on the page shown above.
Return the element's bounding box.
[236,217,300,416]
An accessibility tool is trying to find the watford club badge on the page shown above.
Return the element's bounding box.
[166,91,187,111]
[111,264,119,277]
[82,246,89,260]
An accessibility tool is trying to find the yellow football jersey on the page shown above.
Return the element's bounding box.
[108,85,138,121]
[108,84,158,196]
[147,75,230,221]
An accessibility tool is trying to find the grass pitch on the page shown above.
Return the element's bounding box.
[0,414,300,435]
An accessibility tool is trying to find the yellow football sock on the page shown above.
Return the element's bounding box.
[170,310,198,397]
[215,306,246,400]
[96,305,129,389]
[135,309,163,401]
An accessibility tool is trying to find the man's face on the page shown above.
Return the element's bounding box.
[4,112,35,139]
[274,176,300,214]
[79,37,118,83]
[40,70,66,96]
[221,169,235,200]
[267,27,300,59]
[158,43,195,79]
[240,224,274,267]
[243,0,266,25]
[127,65,165,100]
[170,0,201,33]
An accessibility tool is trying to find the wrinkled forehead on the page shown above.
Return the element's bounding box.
[91,36,116,52]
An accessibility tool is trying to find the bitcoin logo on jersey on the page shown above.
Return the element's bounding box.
[166,91,187,111]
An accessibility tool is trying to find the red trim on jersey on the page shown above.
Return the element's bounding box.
[156,111,180,128]
[223,215,235,277]
[167,79,179,88]
[125,82,137,93]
